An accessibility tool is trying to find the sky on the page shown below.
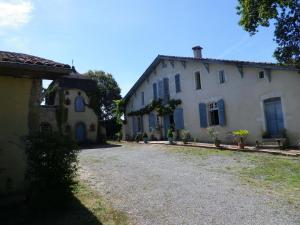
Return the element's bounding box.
[0,0,277,96]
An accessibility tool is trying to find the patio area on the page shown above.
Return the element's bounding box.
[138,140,300,157]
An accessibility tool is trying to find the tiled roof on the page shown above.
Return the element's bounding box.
[0,51,71,69]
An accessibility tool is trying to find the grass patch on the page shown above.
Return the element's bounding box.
[166,145,235,158]
[1,182,130,225]
[73,183,129,225]
[240,154,300,206]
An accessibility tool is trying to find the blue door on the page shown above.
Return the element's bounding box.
[163,115,170,139]
[264,98,284,137]
[75,122,86,143]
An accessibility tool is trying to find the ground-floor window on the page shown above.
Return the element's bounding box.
[208,102,219,126]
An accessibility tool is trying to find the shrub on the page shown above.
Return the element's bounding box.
[167,128,174,138]
[135,133,142,142]
[25,132,79,209]
[143,132,148,139]
[115,131,122,141]
[181,130,191,143]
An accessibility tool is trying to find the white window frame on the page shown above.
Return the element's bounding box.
[208,101,220,126]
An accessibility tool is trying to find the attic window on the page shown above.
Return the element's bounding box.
[258,71,265,79]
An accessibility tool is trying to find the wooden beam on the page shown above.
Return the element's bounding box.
[236,65,244,78]
[169,60,175,68]
[203,63,210,73]
[265,68,271,82]
[181,60,186,68]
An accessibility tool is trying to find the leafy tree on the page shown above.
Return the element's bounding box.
[85,70,122,121]
[237,0,300,67]
[112,99,125,126]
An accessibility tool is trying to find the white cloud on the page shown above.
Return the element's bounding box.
[0,0,33,28]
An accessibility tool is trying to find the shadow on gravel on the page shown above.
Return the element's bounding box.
[0,194,103,225]
[79,143,122,151]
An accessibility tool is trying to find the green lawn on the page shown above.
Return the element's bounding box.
[165,144,300,207]
[240,154,300,206]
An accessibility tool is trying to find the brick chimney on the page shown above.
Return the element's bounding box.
[192,46,203,58]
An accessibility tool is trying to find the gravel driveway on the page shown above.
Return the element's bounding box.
[79,143,300,225]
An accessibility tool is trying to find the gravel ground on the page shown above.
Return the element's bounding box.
[79,143,300,225]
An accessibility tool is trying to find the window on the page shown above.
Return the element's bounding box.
[219,70,226,84]
[175,74,181,93]
[141,92,144,105]
[195,72,201,89]
[258,71,265,79]
[163,77,170,103]
[75,95,85,112]
[153,83,158,100]
[208,102,219,126]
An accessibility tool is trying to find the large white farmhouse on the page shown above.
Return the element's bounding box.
[123,46,300,146]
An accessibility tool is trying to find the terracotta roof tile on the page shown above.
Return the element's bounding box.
[0,51,71,69]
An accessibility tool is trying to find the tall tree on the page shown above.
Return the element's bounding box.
[85,70,121,121]
[237,0,300,67]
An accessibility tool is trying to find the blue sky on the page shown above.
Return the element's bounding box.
[0,0,276,96]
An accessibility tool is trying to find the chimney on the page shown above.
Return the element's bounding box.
[192,46,203,58]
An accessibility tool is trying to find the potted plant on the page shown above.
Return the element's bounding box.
[207,127,221,147]
[143,132,148,143]
[167,128,174,144]
[135,133,141,143]
[232,129,249,149]
[181,129,191,144]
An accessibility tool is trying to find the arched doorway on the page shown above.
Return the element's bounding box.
[75,122,86,143]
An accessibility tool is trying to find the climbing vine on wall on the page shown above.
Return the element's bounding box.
[55,89,68,134]
[127,99,182,117]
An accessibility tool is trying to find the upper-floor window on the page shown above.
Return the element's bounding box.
[195,72,201,89]
[175,74,181,93]
[75,93,85,112]
[163,77,170,103]
[141,92,145,105]
[219,70,226,84]
[153,83,158,100]
[258,71,265,79]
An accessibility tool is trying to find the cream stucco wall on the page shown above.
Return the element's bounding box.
[40,88,98,143]
[0,76,32,194]
[124,59,300,145]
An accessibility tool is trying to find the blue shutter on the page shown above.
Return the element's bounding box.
[175,74,181,93]
[148,113,155,131]
[199,103,208,128]
[174,108,184,130]
[153,83,158,100]
[158,80,163,99]
[217,99,226,126]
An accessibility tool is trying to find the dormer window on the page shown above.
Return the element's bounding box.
[258,71,265,79]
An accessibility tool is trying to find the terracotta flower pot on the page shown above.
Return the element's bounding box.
[238,142,245,149]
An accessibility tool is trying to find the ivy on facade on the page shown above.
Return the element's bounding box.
[127,99,182,117]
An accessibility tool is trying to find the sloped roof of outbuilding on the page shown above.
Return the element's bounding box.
[123,55,298,103]
[57,72,98,92]
[0,51,71,78]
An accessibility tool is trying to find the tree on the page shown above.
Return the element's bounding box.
[112,99,125,126]
[85,70,122,121]
[237,0,300,67]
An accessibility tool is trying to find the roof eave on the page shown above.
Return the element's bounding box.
[0,61,71,79]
